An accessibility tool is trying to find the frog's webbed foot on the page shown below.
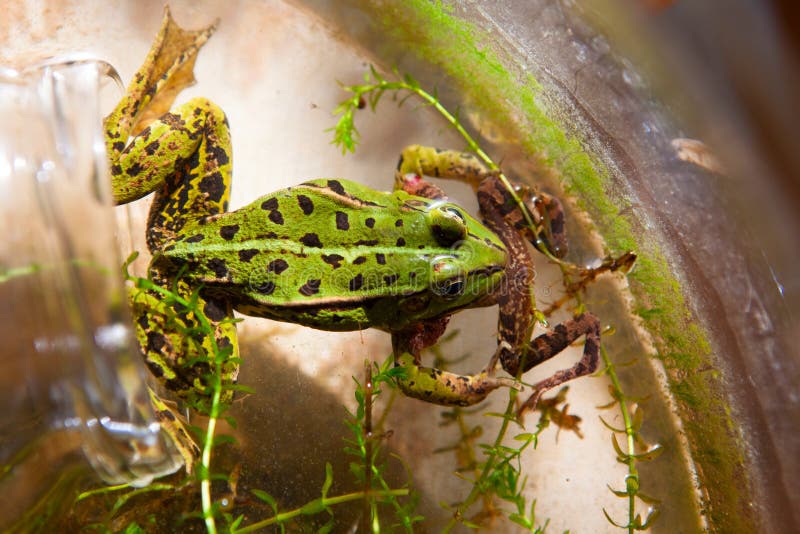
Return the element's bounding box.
[105,6,218,144]
[149,388,200,474]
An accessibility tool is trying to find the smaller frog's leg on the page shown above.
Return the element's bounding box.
[477,177,601,413]
[515,313,601,415]
[392,318,519,406]
[395,144,568,256]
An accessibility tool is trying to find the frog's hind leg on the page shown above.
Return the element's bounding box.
[106,6,232,250]
[140,99,232,251]
[514,312,601,416]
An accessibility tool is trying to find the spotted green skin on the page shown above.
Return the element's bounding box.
[160,178,507,332]
[106,9,510,408]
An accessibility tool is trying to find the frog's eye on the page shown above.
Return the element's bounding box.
[430,255,467,299]
[429,205,468,246]
[432,277,466,299]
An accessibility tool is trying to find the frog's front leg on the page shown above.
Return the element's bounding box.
[392,318,519,406]
[396,145,600,413]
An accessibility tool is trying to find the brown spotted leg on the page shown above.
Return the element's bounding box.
[512,313,601,415]
[477,177,601,414]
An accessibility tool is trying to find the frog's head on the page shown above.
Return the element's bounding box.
[385,199,508,327]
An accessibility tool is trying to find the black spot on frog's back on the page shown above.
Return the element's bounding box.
[349,273,364,291]
[268,258,289,274]
[261,197,279,211]
[322,254,344,269]
[299,279,322,296]
[219,224,239,240]
[297,194,314,215]
[335,211,350,230]
[326,180,346,196]
[238,249,259,262]
[300,233,323,248]
[268,210,285,225]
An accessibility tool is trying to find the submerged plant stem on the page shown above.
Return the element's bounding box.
[442,394,516,532]
[233,489,409,533]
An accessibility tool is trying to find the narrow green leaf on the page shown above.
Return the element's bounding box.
[321,463,334,498]
[602,508,629,528]
[606,484,630,498]
[251,489,277,508]
[598,415,626,433]
[630,443,664,461]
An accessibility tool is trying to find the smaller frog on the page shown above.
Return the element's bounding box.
[107,8,602,466]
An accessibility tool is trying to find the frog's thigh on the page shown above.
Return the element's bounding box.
[394,352,516,407]
[111,97,231,205]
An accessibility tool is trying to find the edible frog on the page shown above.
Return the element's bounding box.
[107,8,600,464]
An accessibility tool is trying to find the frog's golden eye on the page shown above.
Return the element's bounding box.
[429,205,468,246]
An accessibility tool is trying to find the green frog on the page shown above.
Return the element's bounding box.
[108,8,600,465]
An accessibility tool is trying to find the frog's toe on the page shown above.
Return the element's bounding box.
[489,376,523,392]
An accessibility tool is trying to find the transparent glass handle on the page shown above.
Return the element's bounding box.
[0,58,182,514]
